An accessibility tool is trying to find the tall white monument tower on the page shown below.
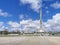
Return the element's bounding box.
[39,0,44,33]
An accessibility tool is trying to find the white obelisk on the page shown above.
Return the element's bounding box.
[39,0,44,32]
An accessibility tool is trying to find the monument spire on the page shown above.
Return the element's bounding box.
[39,0,43,32]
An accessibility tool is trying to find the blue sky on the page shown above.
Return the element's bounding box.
[0,0,60,32]
[0,0,60,22]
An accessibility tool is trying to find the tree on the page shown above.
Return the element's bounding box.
[3,29,8,35]
[16,30,20,35]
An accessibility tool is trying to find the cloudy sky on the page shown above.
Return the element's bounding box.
[0,0,60,32]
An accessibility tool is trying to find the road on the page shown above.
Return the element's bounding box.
[0,36,60,45]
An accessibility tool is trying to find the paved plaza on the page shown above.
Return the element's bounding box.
[0,36,60,45]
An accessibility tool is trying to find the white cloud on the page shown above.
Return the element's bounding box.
[44,13,60,31]
[45,6,48,9]
[53,13,60,23]
[0,22,4,27]
[43,0,54,1]
[19,14,24,19]
[20,13,60,32]
[50,1,60,9]
[19,14,29,20]
[8,21,21,31]
[0,22,5,31]
[0,22,10,31]
[0,9,11,17]
[20,0,40,12]
[20,19,40,32]
[8,21,20,28]
[46,10,49,14]
[20,0,54,12]
[0,13,59,32]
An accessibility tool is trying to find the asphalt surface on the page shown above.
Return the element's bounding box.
[0,36,60,45]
